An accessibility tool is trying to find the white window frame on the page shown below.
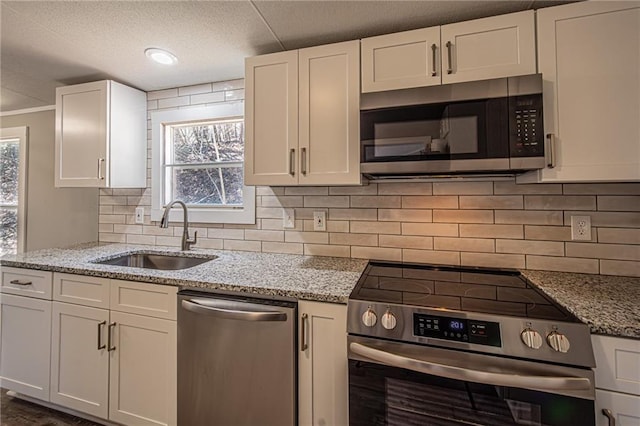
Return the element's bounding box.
[0,126,28,253]
[150,102,255,224]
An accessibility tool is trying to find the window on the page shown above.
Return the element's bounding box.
[0,127,27,256]
[151,103,255,224]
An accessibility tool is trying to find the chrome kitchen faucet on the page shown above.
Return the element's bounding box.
[160,200,197,251]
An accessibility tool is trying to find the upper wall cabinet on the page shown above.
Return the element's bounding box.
[245,40,361,186]
[518,2,640,183]
[361,10,536,92]
[55,80,147,188]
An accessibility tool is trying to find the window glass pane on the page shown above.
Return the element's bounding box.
[0,207,17,256]
[0,140,19,205]
[172,167,244,206]
[170,120,244,165]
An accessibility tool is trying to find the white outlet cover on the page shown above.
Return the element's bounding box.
[570,215,591,241]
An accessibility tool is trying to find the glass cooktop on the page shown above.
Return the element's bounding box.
[350,261,580,322]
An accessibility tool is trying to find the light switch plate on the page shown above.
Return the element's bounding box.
[135,207,144,224]
[283,208,295,229]
[313,211,326,231]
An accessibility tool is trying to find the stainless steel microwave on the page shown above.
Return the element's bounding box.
[360,74,545,178]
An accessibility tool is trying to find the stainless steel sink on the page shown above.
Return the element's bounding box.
[95,252,217,270]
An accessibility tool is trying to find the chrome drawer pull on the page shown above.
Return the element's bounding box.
[108,322,117,351]
[9,279,32,286]
[301,313,309,352]
[431,44,438,76]
[289,149,295,176]
[97,321,106,350]
[602,409,615,426]
[446,41,453,74]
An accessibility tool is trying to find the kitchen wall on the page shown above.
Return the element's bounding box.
[98,79,640,277]
[1,109,98,251]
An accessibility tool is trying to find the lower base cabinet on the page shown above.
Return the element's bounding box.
[298,300,348,426]
[1,268,177,426]
[592,335,640,426]
[0,293,52,401]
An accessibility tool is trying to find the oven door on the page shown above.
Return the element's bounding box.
[348,335,595,426]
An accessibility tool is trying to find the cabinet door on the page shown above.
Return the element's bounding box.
[55,80,108,188]
[592,335,640,396]
[109,311,177,426]
[361,27,441,92]
[50,301,109,419]
[595,389,640,426]
[531,2,640,182]
[0,294,51,401]
[245,50,299,186]
[298,301,348,426]
[299,41,361,185]
[441,10,536,84]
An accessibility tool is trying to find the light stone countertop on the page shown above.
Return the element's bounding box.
[0,243,367,304]
[1,243,638,339]
[522,270,640,340]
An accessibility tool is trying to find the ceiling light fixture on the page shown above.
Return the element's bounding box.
[145,48,178,65]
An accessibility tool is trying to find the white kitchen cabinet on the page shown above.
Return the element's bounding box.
[592,335,640,425]
[55,80,147,188]
[518,2,640,183]
[245,40,360,186]
[108,310,176,426]
[48,273,177,425]
[361,10,535,92]
[0,293,52,401]
[298,300,348,426]
[50,301,110,418]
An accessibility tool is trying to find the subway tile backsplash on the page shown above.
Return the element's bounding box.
[98,79,640,277]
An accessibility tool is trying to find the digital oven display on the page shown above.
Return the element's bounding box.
[413,313,502,347]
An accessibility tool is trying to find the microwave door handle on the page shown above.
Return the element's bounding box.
[350,342,592,392]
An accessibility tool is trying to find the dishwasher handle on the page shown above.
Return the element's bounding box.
[181,298,288,322]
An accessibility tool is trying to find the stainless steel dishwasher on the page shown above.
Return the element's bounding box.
[177,290,297,426]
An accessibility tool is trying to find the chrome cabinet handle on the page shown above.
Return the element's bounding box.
[350,342,593,392]
[446,41,453,74]
[431,44,437,76]
[97,158,105,180]
[602,409,615,426]
[97,321,106,350]
[546,133,556,168]
[289,149,295,176]
[182,299,287,322]
[300,313,309,352]
[107,322,116,351]
[9,279,32,286]
[301,147,307,176]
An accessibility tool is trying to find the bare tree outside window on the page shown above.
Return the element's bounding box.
[164,119,245,207]
[0,140,19,256]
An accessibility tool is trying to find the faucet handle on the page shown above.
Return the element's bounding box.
[186,231,198,250]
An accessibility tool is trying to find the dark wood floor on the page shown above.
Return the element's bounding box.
[0,389,102,426]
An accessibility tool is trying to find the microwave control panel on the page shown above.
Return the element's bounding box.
[413,313,502,347]
[510,94,544,157]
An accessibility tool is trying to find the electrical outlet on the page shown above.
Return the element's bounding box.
[135,207,144,224]
[283,208,295,229]
[570,215,591,241]
[313,211,326,231]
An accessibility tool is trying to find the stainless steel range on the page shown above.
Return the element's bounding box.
[347,261,596,426]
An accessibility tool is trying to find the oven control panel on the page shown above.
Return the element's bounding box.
[413,313,502,347]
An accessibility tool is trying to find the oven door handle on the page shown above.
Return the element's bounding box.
[350,342,592,392]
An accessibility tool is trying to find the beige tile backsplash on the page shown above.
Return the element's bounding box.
[98,79,640,277]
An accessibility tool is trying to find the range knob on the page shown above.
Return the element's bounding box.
[547,331,570,353]
[362,308,377,327]
[521,328,543,349]
[381,310,397,330]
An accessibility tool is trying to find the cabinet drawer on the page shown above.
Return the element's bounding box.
[53,273,110,309]
[593,335,640,396]
[1,267,53,300]
[110,280,177,320]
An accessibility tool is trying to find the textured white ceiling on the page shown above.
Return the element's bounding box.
[0,0,570,112]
